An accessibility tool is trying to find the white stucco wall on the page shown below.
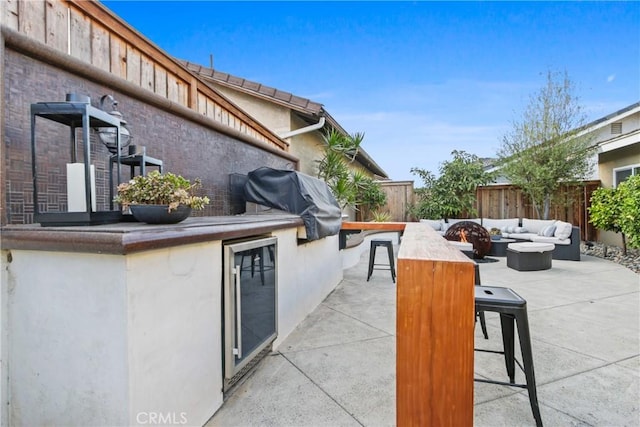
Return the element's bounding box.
[589,110,640,183]
[272,229,342,348]
[126,242,222,426]
[597,230,624,248]
[598,144,640,188]
[0,251,7,427]
[287,114,326,177]
[3,242,223,427]
[6,250,130,426]
[214,87,327,176]
[214,87,291,136]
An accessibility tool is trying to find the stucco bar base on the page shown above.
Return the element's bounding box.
[8,243,221,426]
[0,214,342,426]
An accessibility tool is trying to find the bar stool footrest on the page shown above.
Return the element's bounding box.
[474,378,527,389]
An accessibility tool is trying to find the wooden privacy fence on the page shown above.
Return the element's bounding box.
[371,180,600,241]
[377,180,415,222]
[475,181,601,241]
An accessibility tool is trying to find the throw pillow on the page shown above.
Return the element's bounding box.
[522,218,556,234]
[514,227,528,233]
[554,221,573,240]
[538,225,556,237]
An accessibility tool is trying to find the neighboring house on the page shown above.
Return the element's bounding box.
[480,102,640,246]
[483,102,639,184]
[586,102,640,188]
[181,61,389,183]
[584,102,640,246]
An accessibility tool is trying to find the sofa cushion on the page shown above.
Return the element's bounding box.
[507,242,555,253]
[554,221,573,240]
[506,232,538,241]
[419,219,442,231]
[522,218,557,234]
[531,236,571,245]
[482,218,519,231]
[538,224,557,237]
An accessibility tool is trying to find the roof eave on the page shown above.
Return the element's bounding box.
[183,60,389,178]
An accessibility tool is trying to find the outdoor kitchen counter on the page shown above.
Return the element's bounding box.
[0,212,339,427]
[0,213,304,254]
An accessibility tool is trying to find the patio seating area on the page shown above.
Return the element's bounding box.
[207,237,639,426]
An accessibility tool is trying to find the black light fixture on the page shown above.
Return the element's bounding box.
[95,94,132,154]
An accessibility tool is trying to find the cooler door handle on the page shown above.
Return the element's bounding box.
[234,264,242,359]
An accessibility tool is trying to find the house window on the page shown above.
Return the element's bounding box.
[611,122,623,134]
[614,164,640,187]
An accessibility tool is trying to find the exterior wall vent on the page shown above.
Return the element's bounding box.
[611,122,622,134]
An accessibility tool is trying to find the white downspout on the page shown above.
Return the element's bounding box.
[279,116,326,139]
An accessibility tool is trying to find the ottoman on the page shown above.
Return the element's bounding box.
[507,242,554,271]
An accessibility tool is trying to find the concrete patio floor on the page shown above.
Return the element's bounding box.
[206,237,640,427]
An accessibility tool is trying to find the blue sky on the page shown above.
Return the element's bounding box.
[102,1,640,181]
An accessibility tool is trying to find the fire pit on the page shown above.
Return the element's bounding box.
[444,221,492,259]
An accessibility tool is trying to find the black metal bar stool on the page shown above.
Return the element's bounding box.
[474,286,543,427]
[240,246,275,286]
[474,263,489,339]
[367,239,396,283]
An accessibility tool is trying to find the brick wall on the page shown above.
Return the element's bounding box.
[3,50,293,225]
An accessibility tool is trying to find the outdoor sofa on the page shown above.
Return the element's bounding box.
[419,217,581,261]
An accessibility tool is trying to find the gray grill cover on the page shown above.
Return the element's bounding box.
[244,167,342,241]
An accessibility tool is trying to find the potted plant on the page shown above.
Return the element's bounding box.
[114,170,210,224]
[489,227,502,241]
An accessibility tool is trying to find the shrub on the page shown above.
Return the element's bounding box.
[114,171,210,212]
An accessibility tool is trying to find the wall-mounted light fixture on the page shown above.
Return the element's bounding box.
[95,94,132,154]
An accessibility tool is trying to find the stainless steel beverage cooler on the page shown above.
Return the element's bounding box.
[223,236,278,391]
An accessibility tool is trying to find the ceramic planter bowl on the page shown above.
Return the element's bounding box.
[129,204,192,224]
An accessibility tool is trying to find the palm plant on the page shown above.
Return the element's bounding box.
[316,129,361,210]
[316,129,386,217]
